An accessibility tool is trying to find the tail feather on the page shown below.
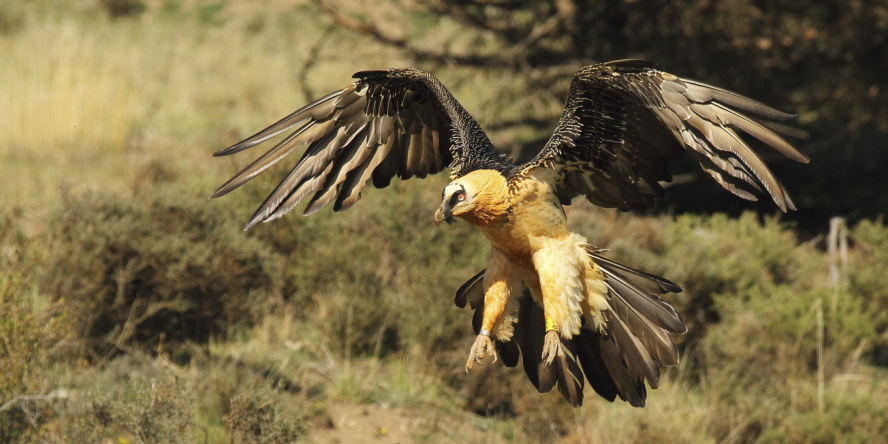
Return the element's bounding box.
[498,340,521,368]
[526,295,558,393]
[597,332,648,407]
[554,338,585,407]
[607,313,661,389]
[574,330,618,402]
[513,292,558,393]
[454,248,687,408]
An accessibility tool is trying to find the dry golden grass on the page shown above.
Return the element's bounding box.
[0,0,529,215]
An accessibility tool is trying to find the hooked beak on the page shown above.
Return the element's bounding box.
[434,205,454,226]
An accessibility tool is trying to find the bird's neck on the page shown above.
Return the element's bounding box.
[456,170,511,226]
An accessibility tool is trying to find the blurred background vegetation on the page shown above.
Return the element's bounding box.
[1,0,886,442]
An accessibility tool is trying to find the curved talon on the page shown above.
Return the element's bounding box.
[465,334,497,372]
[541,330,561,366]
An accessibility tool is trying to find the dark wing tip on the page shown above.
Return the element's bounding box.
[763,121,811,142]
[208,189,225,200]
[243,218,263,232]
[213,142,251,157]
[352,69,391,79]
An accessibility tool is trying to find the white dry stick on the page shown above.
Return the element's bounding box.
[828,217,847,325]
[0,389,70,427]
[816,298,825,416]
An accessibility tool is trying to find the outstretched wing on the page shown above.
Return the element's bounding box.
[210,68,508,230]
[516,60,809,212]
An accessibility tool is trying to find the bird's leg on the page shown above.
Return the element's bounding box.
[465,288,507,371]
[465,331,496,371]
[466,251,512,372]
[541,316,561,365]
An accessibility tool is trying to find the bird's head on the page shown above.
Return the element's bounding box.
[434,170,510,226]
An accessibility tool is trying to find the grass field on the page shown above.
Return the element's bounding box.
[2,1,887,443]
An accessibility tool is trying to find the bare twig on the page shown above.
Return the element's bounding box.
[311,0,511,68]
[419,0,517,36]
[0,389,71,427]
[298,25,335,101]
[503,13,562,60]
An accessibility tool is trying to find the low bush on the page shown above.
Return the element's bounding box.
[225,388,306,444]
[0,215,68,442]
[43,185,286,358]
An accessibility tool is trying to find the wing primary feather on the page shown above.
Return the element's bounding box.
[239,126,346,228]
[333,138,387,212]
[209,121,318,199]
[302,126,377,216]
[213,68,509,227]
[681,78,796,120]
[213,90,343,156]
[694,102,809,163]
[250,161,336,229]
[683,115,788,211]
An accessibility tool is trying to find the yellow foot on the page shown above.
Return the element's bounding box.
[465,334,497,372]
[541,330,561,366]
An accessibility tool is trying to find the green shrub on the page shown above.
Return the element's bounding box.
[0,215,68,442]
[122,377,195,444]
[225,388,306,444]
[848,218,888,367]
[244,177,490,359]
[43,185,286,358]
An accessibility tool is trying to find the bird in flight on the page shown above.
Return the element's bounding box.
[210,60,807,407]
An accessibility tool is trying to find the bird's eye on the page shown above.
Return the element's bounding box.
[457,193,466,202]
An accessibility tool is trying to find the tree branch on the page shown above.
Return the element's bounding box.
[311,0,514,68]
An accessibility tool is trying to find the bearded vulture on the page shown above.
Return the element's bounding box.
[210,60,808,407]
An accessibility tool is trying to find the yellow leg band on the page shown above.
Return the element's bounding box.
[545,316,558,333]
